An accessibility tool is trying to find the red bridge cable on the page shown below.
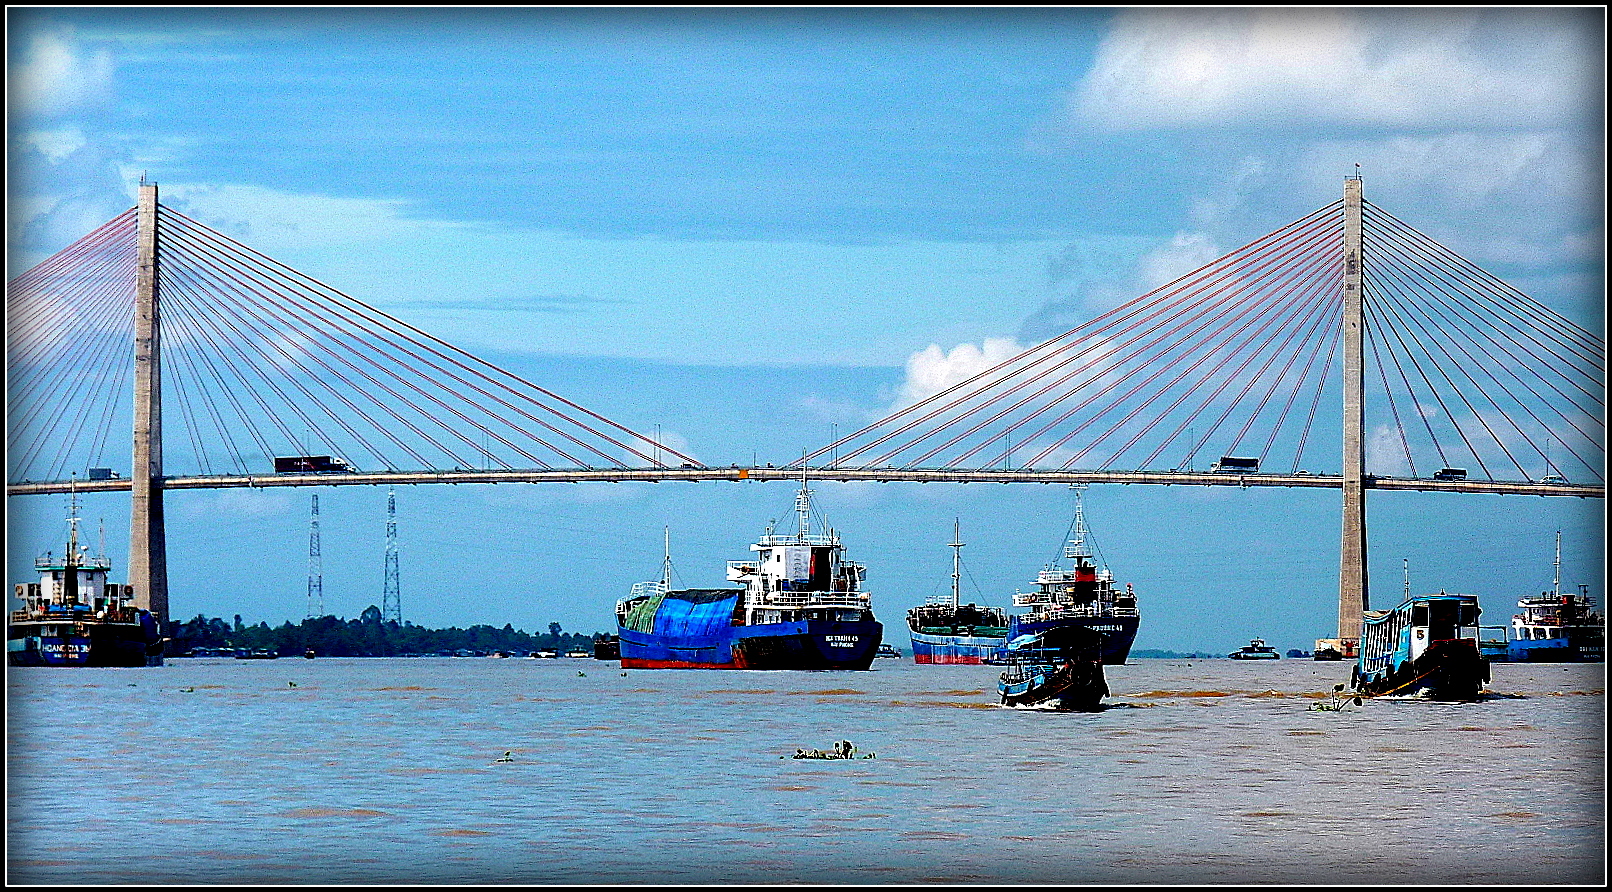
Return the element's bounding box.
[1077,250,1343,471]
[159,281,265,476]
[1263,296,1345,474]
[159,244,446,471]
[158,215,647,469]
[1362,299,1424,478]
[954,212,1347,471]
[1010,222,1342,469]
[1365,201,1604,369]
[805,200,1345,467]
[5,208,136,297]
[1365,211,1605,412]
[157,206,691,468]
[159,220,580,470]
[1365,226,1605,451]
[158,225,533,471]
[862,206,1345,469]
[159,269,339,466]
[1160,267,1345,472]
[6,234,136,377]
[1375,264,1601,481]
[1366,273,1521,481]
[5,251,134,439]
[7,258,135,476]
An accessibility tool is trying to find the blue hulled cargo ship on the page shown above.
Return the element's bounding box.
[907,521,1009,664]
[1001,486,1140,666]
[8,492,163,668]
[1497,533,1604,663]
[616,476,882,670]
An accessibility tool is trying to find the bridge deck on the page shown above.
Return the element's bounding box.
[7,468,1600,498]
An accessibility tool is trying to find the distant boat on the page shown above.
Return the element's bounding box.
[1352,592,1489,700]
[1498,533,1603,663]
[8,490,163,668]
[593,635,621,660]
[303,647,317,659]
[997,625,1108,711]
[234,648,279,660]
[875,643,901,659]
[1228,638,1281,660]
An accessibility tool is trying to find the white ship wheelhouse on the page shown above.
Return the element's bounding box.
[725,475,871,626]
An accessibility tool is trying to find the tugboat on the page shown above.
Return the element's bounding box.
[906,520,1009,664]
[8,491,163,667]
[997,624,1108,711]
[616,474,882,669]
[1228,638,1281,660]
[1351,591,1489,700]
[1000,485,1140,665]
[1501,532,1604,663]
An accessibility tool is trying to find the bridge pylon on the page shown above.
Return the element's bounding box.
[128,179,169,627]
[1332,174,1367,658]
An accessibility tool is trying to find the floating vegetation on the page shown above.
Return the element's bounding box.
[1308,684,1363,711]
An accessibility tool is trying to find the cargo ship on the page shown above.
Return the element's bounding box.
[1498,532,1603,663]
[615,475,882,669]
[906,521,1009,664]
[8,492,163,667]
[1351,591,1489,700]
[1002,486,1140,665]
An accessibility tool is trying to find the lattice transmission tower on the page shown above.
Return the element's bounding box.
[382,487,401,623]
[306,493,323,619]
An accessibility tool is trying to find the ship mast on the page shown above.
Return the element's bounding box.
[795,467,812,541]
[1553,530,1562,598]
[949,519,964,609]
[1064,483,1090,563]
[661,526,672,590]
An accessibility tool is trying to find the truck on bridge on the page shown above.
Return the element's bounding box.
[1211,455,1260,474]
[274,455,358,474]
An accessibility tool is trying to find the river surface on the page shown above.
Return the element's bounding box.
[6,656,1605,885]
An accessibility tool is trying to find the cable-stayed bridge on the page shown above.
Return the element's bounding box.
[6,178,1604,651]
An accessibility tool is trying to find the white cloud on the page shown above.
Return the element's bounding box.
[1135,231,1224,293]
[8,25,116,118]
[17,127,87,164]
[896,337,1028,408]
[1067,8,1600,132]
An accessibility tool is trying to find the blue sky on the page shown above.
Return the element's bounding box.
[6,7,1605,652]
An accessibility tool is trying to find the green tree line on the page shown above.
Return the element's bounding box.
[165,607,612,657]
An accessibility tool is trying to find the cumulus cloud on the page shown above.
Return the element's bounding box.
[895,337,1028,408]
[7,25,116,118]
[1066,8,1600,133]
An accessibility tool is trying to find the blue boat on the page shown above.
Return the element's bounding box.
[998,486,1140,665]
[1351,591,1489,700]
[7,491,163,668]
[1505,588,1604,662]
[997,624,1108,711]
[1499,533,1604,663]
[615,475,882,670]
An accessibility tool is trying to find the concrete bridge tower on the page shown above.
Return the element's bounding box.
[128,180,169,625]
[1336,174,1368,654]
